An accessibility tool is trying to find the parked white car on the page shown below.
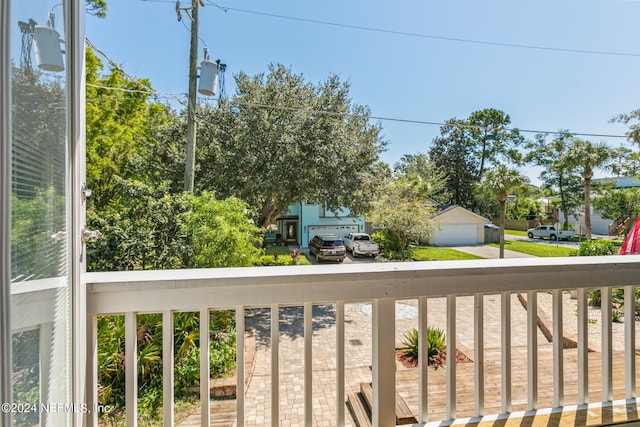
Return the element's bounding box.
[527,225,574,241]
[343,232,380,257]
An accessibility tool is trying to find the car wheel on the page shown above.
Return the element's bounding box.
[550,234,557,240]
[527,232,533,238]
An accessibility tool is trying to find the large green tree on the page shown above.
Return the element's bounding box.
[526,131,583,227]
[85,48,176,210]
[194,63,386,228]
[429,109,524,211]
[468,108,525,181]
[429,119,478,208]
[393,153,449,204]
[563,139,613,240]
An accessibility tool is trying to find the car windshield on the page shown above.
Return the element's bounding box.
[323,240,343,247]
[355,235,369,241]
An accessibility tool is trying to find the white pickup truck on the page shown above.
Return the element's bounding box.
[526,225,575,241]
[343,232,380,257]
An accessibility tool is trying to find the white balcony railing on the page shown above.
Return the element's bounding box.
[85,256,640,426]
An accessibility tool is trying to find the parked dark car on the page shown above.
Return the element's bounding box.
[309,234,346,263]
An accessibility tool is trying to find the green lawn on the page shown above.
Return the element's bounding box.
[411,246,485,261]
[264,246,293,256]
[505,229,527,236]
[488,240,577,257]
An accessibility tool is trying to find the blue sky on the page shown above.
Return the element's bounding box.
[84,0,640,183]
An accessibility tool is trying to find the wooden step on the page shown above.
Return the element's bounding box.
[346,392,372,427]
[359,382,418,425]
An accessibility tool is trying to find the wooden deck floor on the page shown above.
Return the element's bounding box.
[178,346,640,426]
[397,345,640,426]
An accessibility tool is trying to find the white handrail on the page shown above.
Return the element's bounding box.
[85,256,640,426]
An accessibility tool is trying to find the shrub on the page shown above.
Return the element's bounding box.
[574,240,618,256]
[588,289,601,308]
[398,327,446,365]
[254,254,310,266]
[612,310,622,323]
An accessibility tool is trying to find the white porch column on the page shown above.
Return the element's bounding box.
[372,298,395,427]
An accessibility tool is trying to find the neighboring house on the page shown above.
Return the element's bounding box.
[275,202,365,248]
[567,176,640,236]
[429,205,488,246]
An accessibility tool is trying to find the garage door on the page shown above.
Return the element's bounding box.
[434,224,478,246]
[308,225,359,242]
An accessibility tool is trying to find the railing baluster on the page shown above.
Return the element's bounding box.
[162,311,174,427]
[200,308,210,427]
[39,322,52,426]
[125,312,138,426]
[446,295,456,419]
[552,290,564,407]
[304,302,313,426]
[577,288,589,404]
[601,287,613,402]
[501,292,512,413]
[271,304,280,427]
[86,314,98,427]
[418,296,429,423]
[474,293,484,417]
[236,306,245,426]
[336,301,345,427]
[624,286,636,399]
[527,290,538,410]
[371,298,395,426]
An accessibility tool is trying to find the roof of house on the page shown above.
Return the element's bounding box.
[433,205,488,222]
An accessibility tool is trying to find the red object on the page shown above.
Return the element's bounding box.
[620,216,640,255]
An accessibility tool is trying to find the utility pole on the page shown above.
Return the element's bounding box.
[184,0,202,193]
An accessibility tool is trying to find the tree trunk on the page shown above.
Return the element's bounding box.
[584,175,592,240]
[499,198,506,259]
[258,198,280,229]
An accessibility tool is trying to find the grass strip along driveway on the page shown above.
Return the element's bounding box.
[411,246,485,261]
[488,240,577,257]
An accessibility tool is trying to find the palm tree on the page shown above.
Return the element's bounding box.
[564,139,612,240]
[479,166,528,258]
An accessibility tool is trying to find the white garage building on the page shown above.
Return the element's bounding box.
[429,205,488,246]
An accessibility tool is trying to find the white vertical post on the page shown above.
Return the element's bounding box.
[527,291,538,410]
[304,303,313,427]
[446,295,456,419]
[474,294,484,417]
[200,309,210,427]
[271,304,280,427]
[236,307,245,426]
[552,290,564,407]
[501,292,512,413]
[577,288,589,404]
[371,298,395,427]
[418,296,429,423]
[624,286,636,399]
[125,312,138,426]
[336,301,345,427]
[86,314,98,427]
[39,322,53,426]
[162,311,174,427]
[601,287,613,402]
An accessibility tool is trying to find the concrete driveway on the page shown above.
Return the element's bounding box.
[303,249,379,265]
[452,244,537,259]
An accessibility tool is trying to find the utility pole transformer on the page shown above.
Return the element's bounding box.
[184,0,200,193]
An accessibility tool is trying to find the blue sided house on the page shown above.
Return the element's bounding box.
[273,202,366,248]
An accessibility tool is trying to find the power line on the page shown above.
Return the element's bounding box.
[213,5,640,58]
[136,0,640,58]
[84,83,630,139]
